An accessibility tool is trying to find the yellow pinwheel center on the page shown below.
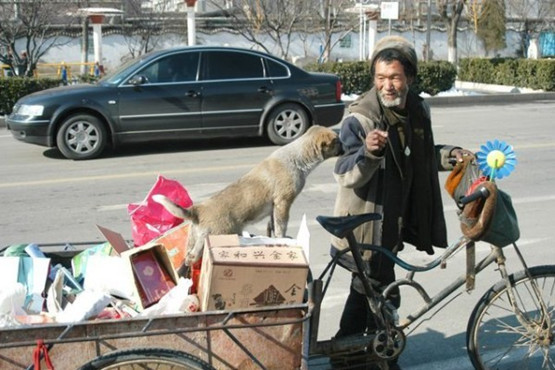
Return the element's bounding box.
[487,149,506,169]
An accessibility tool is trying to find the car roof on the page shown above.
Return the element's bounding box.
[144,46,297,68]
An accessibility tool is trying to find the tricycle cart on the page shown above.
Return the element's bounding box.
[0,243,321,370]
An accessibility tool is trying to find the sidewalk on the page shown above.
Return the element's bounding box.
[425,90,555,106]
[425,81,555,106]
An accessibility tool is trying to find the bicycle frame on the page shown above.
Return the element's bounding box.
[383,236,498,330]
[308,222,551,360]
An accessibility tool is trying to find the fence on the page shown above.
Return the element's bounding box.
[1,62,99,78]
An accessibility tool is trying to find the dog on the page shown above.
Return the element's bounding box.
[152,125,343,266]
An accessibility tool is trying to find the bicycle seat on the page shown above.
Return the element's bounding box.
[316,213,382,239]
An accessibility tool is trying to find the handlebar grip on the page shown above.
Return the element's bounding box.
[459,186,490,206]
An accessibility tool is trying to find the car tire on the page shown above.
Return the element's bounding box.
[56,114,107,160]
[266,103,309,145]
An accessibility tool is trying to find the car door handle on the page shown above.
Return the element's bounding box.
[258,86,272,94]
[185,90,201,98]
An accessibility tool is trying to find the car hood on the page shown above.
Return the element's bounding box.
[18,84,113,104]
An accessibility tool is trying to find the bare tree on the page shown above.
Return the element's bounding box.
[436,0,466,64]
[313,0,357,63]
[120,0,177,60]
[206,0,358,62]
[466,0,486,32]
[207,0,311,59]
[0,0,78,77]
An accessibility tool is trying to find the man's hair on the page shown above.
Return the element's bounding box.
[371,48,417,79]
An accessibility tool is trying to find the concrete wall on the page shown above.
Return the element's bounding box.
[21,28,524,72]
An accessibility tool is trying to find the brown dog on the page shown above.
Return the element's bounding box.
[153,125,342,265]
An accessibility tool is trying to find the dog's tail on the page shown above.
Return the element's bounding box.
[152,194,196,222]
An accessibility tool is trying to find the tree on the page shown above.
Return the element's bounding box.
[206,0,359,62]
[436,0,466,64]
[0,0,78,77]
[206,0,311,59]
[312,0,356,63]
[466,0,486,32]
[476,0,506,56]
[120,0,178,60]
[505,0,555,57]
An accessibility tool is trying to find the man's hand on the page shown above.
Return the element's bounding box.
[366,129,388,156]
[450,148,475,163]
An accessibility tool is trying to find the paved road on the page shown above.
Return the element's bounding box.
[1,97,555,369]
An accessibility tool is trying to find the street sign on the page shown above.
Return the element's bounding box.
[380,1,399,20]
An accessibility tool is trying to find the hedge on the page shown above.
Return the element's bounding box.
[458,58,555,91]
[0,77,62,115]
[308,57,554,97]
[306,60,457,96]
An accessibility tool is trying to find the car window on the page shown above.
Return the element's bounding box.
[203,51,264,80]
[137,52,199,83]
[266,59,289,78]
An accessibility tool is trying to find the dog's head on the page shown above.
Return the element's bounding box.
[305,125,343,159]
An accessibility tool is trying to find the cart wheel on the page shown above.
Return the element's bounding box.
[78,348,215,370]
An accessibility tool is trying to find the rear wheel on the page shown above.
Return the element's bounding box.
[467,265,555,369]
[266,103,309,145]
[56,113,107,160]
[79,348,215,370]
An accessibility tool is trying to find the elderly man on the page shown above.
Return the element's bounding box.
[330,36,473,369]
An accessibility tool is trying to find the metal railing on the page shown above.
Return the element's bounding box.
[1,62,100,78]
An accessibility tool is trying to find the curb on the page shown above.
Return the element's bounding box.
[424,91,555,106]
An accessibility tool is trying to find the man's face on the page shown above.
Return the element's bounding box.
[374,59,410,109]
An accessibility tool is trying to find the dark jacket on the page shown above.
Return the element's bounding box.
[331,87,456,268]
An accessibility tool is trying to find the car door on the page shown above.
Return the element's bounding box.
[115,51,202,142]
[199,50,274,135]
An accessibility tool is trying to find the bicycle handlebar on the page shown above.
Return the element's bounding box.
[458,186,490,207]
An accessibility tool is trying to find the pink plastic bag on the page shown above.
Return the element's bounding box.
[128,175,193,246]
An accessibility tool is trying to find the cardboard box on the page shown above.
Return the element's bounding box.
[142,221,191,272]
[198,235,308,312]
[95,225,184,310]
[121,244,179,310]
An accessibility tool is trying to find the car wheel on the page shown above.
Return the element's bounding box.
[266,103,309,145]
[56,114,107,160]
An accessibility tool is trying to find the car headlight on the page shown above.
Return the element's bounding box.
[17,104,44,116]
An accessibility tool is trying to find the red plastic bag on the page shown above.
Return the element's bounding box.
[128,176,193,246]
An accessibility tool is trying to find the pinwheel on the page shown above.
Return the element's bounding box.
[476,139,517,180]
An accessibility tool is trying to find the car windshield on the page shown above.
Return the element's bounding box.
[99,55,150,86]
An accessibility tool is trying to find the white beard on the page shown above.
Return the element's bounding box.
[378,85,409,108]
[379,94,403,108]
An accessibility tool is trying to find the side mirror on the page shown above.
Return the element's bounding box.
[128,75,148,86]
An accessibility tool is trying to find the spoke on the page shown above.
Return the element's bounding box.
[85,124,95,134]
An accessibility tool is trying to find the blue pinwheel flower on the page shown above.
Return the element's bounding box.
[476,140,517,180]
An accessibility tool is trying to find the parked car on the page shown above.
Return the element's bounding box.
[6,46,345,160]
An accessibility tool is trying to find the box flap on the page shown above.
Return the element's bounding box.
[142,221,191,271]
[206,234,240,248]
[97,225,132,255]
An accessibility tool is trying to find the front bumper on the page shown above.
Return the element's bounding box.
[6,116,54,147]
